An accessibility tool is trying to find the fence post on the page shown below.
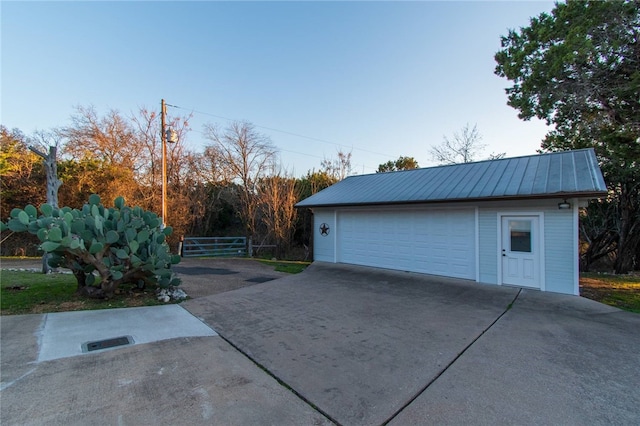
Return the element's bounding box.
[248,237,253,258]
[178,235,184,257]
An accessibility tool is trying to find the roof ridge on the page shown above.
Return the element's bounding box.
[344,148,596,179]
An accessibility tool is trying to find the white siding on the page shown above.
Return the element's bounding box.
[336,208,476,280]
[312,198,580,295]
[478,210,498,284]
[544,209,576,294]
[313,209,335,263]
[476,199,577,295]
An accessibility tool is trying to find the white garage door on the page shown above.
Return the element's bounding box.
[337,209,476,280]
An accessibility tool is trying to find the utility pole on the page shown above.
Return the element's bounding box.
[161,99,178,228]
[161,99,168,228]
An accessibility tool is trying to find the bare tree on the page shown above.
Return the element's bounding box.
[63,104,192,213]
[256,164,299,257]
[130,106,192,212]
[63,106,142,170]
[57,157,136,210]
[186,148,234,235]
[200,145,234,184]
[486,152,506,160]
[430,123,492,164]
[62,106,142,206]
[321,150,353,180]
[203,121,277,237]
[130,107,161,206]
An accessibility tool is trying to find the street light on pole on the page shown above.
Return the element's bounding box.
[161,99,178,229]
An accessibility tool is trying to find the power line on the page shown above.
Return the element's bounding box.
[167,103,398,160]
[189,127,379,174]
[278,148,378,173]
[169,105,382,174]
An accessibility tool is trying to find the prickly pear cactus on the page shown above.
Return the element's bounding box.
[4,194,181,299]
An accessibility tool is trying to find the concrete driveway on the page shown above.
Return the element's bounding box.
[183,262,640,426]
[2,259,639,425]
[0,258,326,426]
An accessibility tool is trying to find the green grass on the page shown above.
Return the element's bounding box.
[1,270,163,315]
[258,259,310,274]
[580,273,640,313]
[0,256,41,260]
[9,258,636,315]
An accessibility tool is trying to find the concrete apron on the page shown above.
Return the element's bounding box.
[183,262,640,426]
[0,306,332,425]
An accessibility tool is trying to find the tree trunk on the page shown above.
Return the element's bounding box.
[29,146,62,274]
[73,269,88,291]
[614,183,639,274]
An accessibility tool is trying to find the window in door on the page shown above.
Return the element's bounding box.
[509,220,532,253]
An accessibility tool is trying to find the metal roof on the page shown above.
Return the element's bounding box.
[295,148,608,208]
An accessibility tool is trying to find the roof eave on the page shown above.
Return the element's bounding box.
[294,191,608,209]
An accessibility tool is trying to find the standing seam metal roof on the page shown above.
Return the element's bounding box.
[295,148,607,208]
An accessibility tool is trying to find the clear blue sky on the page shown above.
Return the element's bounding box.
[2,1,555,177]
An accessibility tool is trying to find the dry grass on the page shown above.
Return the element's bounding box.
[580,273,640,313]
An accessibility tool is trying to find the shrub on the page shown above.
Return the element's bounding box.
[2,194,181,299]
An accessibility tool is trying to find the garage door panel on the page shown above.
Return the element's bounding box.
[337,210,475,280]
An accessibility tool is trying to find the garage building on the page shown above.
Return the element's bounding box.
[296,148,607,295]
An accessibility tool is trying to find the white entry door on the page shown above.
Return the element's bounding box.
[501,216,540,288]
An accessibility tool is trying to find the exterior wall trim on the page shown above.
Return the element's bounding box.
[475,207,480,283]
[572,198,580,295]
[333,209,340,263]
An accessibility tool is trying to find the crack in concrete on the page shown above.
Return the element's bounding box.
[381,288,524,426]
[213,331,340,425]
[208,288,524,426]
[0,367,37,392]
